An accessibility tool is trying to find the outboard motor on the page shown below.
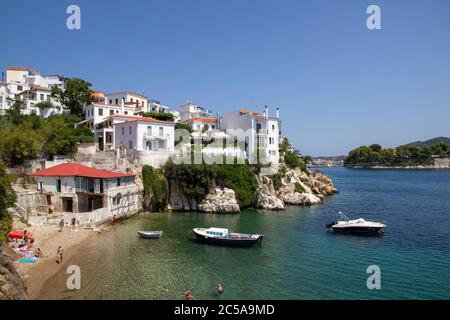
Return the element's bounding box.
[326,221,337,228]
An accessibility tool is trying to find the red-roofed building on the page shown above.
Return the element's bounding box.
[27,163,138,215]
[185,117,218,133]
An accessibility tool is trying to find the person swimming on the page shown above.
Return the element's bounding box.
[185,289,193,300]
[215,283,224,294]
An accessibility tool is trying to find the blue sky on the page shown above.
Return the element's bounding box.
[1,0,450,156]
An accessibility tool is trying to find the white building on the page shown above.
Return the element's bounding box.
[179,101,212,123]
[147,100,169,113]
[185,117,218,133]
[0,82,13,115]
[84,100,136,129]
[106,91,148,114]
[3,67,65,116]
[219,107,281,168]
[114,117,175,167]
[15,86,64,117]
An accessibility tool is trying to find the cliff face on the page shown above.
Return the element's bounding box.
[0,248,28,300]
[255,169,338,210]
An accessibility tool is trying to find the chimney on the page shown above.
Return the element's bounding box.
[265,105,269,119]
[121,98,125,114]
[276,107,279,119]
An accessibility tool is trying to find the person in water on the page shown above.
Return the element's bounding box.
[215,283,224,295]
[185,289,192,300]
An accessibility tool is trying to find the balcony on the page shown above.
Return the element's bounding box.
[256,129,268,135]
[144,133,170,140]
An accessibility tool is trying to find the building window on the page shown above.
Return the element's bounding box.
[110,110,114,115]
[129,126,132,134]
[109,99,112,104]
[159,127,163,136]
[131,98,134,102]
[17,85,23,91]
[158,140,165,149]
[125,111,128,115]
[98,108,103,116]
[40,93,44,101]
[47,95,51,102]
[272,125,275,131]
[115,99,118,104]
[121,127,125,135]
[129,140,133,149]
[146,141,152,150]
[269,137,274,144]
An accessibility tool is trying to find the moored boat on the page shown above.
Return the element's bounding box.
[138,230,163,239]
[327,211,386,235]
[193,227,263,246]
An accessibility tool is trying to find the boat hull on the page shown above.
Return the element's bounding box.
[193,230,263,246]
[138,231,163,239]
[332,226,384,235]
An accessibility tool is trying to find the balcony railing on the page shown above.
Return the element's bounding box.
[144,133,170,140]
[256,129,268,135]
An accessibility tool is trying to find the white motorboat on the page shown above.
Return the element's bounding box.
[327,211,386,235]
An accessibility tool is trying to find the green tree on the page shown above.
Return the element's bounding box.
[39,117,77,158]
[0,124,42,166]
[143,112,174,122]
[0,164,16,244]
[51,78,94,117]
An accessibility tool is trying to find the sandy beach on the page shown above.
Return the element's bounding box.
[11,221,100,299]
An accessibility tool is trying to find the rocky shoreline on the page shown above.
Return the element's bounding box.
[167,168,338,213]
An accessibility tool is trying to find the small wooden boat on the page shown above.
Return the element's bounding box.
[193,227,263,246]
[138,230,163,239]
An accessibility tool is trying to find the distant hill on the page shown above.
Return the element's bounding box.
[402,137,450,149]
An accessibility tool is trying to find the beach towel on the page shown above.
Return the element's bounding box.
[18,258,37,264]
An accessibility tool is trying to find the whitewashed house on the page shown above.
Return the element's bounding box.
[179,101,212,123]
[27,162,139,225]
[84,99,136,129]
[0,82,13,115]
[15,86,64,117]
[114,117,175,167]
[219,107,281,169]
[4,67,65,116]
[106,91,148,114]
[147,100,169,113]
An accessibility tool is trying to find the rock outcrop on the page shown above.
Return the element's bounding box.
[282,192,323,205]
[167,180,199,211]
[198,188,240,213]
[0,248,28,300]
[255,176,285,210]
[307,171,339,195]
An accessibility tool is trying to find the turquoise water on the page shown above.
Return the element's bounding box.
[40,168,450,299]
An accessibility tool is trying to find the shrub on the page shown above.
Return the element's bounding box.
[163,161,216,202]
[272,173,283,191]
[142,165,169,211]
[215,164,258,208]
[294,182,305,193]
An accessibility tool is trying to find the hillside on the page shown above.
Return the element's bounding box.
[402,137,450,149]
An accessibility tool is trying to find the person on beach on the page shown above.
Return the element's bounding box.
[185,289,192,300]
[56,246,64,264]
[215,283,224,295]
[23,230,29,243]
[35,247,45,258]
[59,219,65,232]
[112,214,116,224]
[71,217,76,230]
